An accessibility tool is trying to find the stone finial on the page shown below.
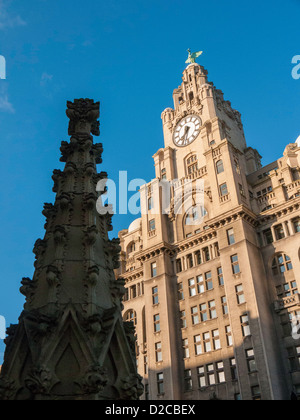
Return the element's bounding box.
[66,99,100,136]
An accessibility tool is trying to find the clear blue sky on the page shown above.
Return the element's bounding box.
[0,0,299,360]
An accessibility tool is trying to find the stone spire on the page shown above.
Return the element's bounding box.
[0,99,143,401]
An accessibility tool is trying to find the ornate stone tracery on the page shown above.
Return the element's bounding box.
[0,99,142,401]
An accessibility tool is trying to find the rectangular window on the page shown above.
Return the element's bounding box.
[161,168,167,180]
[207,364,216,385]
[263,228,273,244]
[187,254,194,268]
[184,369,193,392]
[200,303,208,322]
[182,339,190,359]
[246,349,257,373]
[275,224,285,240]
[178,283,184,301]
[221,296,228,315]
[230,358,238,381]
[209,300,217,319]
[149,219,156,232]
[197,275,205,293]
[251,385,261,401]
[231,254,240,274]
[151,262,157,278]
[217,267,224,286]
[191,306,200,325]
[239,183,245,197]
[203,332,211,353]
[293,218,300,233]
[227,228,235,245]
[180,310,187,329]
[220,183,228,197]
[205,271,213,290]
[241,314,251,337]
[157,373,164,395]
[152,286,159,305]
[212,329,221,350]
[203,247,210,262]
[226,325,233,347]
[195,251,202,265]
[236,284,246,304]
[176,259,182,273]
[154,314,161,333]
[188,278,197,297]
[216,361,225,383]
[194,335,202,356]
[197,366,206,388]
[155,342,163,362]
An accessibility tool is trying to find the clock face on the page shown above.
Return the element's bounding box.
[173,115,202,147]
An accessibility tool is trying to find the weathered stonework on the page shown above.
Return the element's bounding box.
[0,99,143,401]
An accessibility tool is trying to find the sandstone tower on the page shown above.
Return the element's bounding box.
[117,63,300,400]
[0,99,143,400]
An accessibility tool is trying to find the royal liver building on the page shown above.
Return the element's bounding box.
[116,60,300,400]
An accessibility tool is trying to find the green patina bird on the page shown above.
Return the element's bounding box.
[186,49,203,64]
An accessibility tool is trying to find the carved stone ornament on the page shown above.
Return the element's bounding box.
[52,170,64,193]
[66,99,100,137]
[87,266,99,286]
[20,277,37,300]
[121,373,144,400]
[0,377,16,400]
[84,225,98,245]
[77,365,108,394]
[25,366,55,395]
[53,225,67,244]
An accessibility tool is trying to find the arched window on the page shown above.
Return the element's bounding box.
[272,254,293,276]
[186,155,198,175]
[124,310,137,326]
[216,160,224,174]
[127,242,136,255]
[185,206,207,226]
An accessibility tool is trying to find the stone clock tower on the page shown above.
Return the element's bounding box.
[117,60,300,401]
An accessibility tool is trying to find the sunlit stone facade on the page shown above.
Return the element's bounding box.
[116,64,300,400]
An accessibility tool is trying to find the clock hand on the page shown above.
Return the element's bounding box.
[180,126,191,142]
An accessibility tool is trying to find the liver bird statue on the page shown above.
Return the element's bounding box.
[186,49,203,64]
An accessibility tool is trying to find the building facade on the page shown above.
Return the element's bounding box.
[116,63,300,400]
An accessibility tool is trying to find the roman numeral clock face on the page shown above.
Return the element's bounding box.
[173,115,202,147]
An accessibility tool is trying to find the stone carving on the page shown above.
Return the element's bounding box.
[56,192,73,210]
[52,170,64,193]
[123,321,137,357]
[110,278,126,307]
[84,225,98,245]
[0,99,141,400]
[25,366,54,395]
[77,365,108,394]
[104,238,121,269]
[4,324,18,350]
[87,265,99,286]
[66,98,100,136]
[0,377,16,401]
[84,193,97,210]
[91,143,103,164]
[120,374,144,400]
[20,277,36,303]
[53,226,67,244]
[42,203,57,219]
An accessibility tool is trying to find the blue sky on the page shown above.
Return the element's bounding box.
[0,0,299,359]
